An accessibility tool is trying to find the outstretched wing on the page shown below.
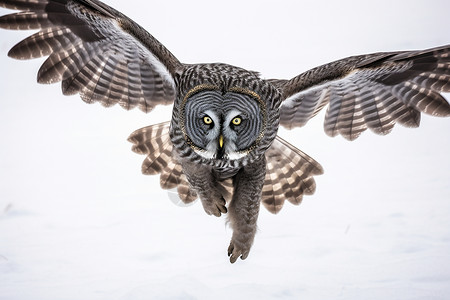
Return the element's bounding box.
[0,0,182,112]
[128,122,197,204]
[263,136,324,214]
[273,45,450,140]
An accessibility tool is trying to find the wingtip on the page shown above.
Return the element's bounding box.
[261,196,285,214]
[127,135,136,144]
[6,48,18,59]
[314,164,325,176]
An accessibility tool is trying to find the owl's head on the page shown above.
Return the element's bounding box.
[180,85,267,161]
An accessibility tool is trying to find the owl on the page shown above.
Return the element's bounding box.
[0,0,449,264]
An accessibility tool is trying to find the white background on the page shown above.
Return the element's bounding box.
[0,0,449,299]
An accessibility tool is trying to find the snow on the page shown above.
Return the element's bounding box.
[0,0,449,299]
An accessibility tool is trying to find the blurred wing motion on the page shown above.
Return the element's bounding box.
[129,122,324,214]
[0,0,181,112]
[274,45,450,140]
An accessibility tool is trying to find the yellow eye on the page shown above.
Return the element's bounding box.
[232,117,242,126]
[203,116,213,125]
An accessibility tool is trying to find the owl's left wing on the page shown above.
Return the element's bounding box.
[273,45,450,140]
[263,136,324,214]
[0,0,181,112]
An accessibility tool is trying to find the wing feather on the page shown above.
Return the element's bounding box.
[7,27,76,59]
[160,160,183,189]
[262,159,285,213]
[38,40,94,84]
[128,122,198,204]
[0,11,52,29]
[262,136,323,214]
[0,0,46,10]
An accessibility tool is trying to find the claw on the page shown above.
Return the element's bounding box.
[230,254,239,264]
[228,243,234,257]
[227,241,249,263]
[228,242,239,263]
[217,203,227,214]
[202,196,227,217]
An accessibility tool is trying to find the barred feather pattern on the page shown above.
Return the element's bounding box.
[278,45,450,140]
[128,122,197,203]
[128,122,323,213]
[0,0,180,113]
[262,136,324,214]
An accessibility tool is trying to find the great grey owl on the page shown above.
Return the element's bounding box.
[0,0,449,263]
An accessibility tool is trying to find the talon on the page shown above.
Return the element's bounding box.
[228,243,234,257]
[230,254,238,264]
[228,241,244,263]
[201,196,227,217]
[218,204,227,214]
[227,239,251,263]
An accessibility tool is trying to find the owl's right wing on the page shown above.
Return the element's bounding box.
[272,45,450,140]
[128,122,198,204]
[0,0,181,112]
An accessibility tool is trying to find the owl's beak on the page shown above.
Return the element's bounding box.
[217,135,225,159]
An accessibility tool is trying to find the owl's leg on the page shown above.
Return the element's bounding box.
[181,161,227,217]
[227,156,266,263]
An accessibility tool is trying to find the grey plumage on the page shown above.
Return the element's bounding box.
[0,0,449,263]
[276,48,450,140]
